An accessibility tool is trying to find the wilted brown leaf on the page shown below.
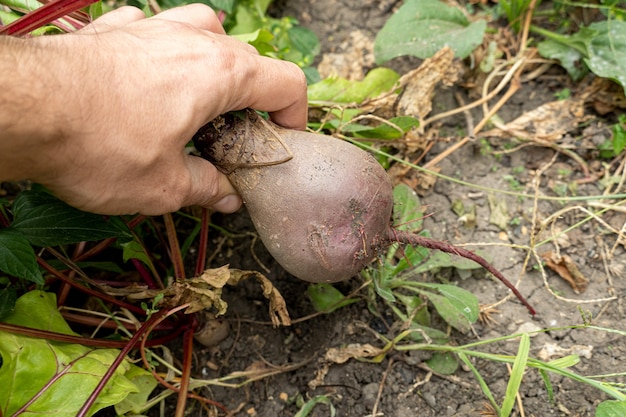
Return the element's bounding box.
[100,265,291,325]
[541,251,589,294]
[226,269,291,326]
[364,47,460,122]
[324,343,384,364]
[587,78,626,115]
[488,194,510,231]
[395,47,460,120]
[309,343,386,389]
[484,97,586,142]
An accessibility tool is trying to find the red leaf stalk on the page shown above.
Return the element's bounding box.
[0,0,96,36]
[387,229,536,315]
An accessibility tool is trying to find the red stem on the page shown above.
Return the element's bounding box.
[194,208,210,276]
[140,305,229,414]
[387,230,536,315]
[132,258,160,289]
[73,238,116,262]
[164,213,185,279]
[76,309,169,417]
[175,324,197,417]
[61,311,175,331]
[0,0,96,36]
[37,257,146,316]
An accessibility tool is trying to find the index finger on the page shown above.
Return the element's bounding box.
[233,55,308,130]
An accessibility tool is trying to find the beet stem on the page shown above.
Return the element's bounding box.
[387,230,536,316]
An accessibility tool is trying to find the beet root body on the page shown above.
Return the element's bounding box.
[193,111,535,315]
[193,110,394,283]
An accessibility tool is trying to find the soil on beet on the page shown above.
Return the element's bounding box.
[174,1,626,416]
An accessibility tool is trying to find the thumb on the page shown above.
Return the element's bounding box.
[185,156,242,213]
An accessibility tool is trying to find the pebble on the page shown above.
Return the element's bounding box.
[361,382,379,409]
[422,391,437,408]
[514,321,543,336]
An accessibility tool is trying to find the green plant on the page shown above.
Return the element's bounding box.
[599,114,626,159]
[362,184,485,347]
[374,0,487,63]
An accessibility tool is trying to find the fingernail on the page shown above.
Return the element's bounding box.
[213,194,242,213]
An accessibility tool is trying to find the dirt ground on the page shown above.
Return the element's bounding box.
[188,1,626,416]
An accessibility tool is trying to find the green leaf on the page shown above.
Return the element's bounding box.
[113,364,158,415]
[585,21,626,94]
[232,28,276,56]
[206,0,236,13]
[426,352,458,375]
[294,394,336,417]
[392,184,424,232]
[374,0,487,63]
[122,240,156,270]
[10,188,131,247]
[391,242,429,276]
[0,286,17,320]
[372,276,397,302]
[87,0,103,20]
[537,38,588,81]
[612,119,626,155]
[307,283,359,313]
[353,116,420,139]
[288,25,321,65]
[0,228,44,284]
[307,67,400,104]
[409,250,483,275]
[396,293,430,326]
[435,284,479,323]
[501,333,530,417]
[405,322,449,344]
[418,284,479,333]
[0,291,153,416]
[596,400,626,417]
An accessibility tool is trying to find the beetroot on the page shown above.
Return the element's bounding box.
[193,110,535,315]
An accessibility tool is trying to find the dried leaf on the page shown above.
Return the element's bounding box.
[227,269,291,326]
[541,251,589,294]
[363,47,460,121]
[396,47,459,120]
[309,343,385,389]
[484,98,586,142]
[103,266,291,325]
[487,194,509,230]
[537,342,593,361]
[324,343,384,364]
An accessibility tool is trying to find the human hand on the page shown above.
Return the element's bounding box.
[11,5,307,215]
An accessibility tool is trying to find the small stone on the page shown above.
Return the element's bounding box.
[514,321,543,336]
[361,382,379,409]
[422,391,437,408]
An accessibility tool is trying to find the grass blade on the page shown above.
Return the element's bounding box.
[457,351,500,414]
[501,333,530,416]
[538,368,555,404]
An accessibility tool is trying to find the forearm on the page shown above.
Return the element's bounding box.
[0,36,67,182]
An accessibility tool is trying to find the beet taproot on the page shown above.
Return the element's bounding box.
[193,110,535,315]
